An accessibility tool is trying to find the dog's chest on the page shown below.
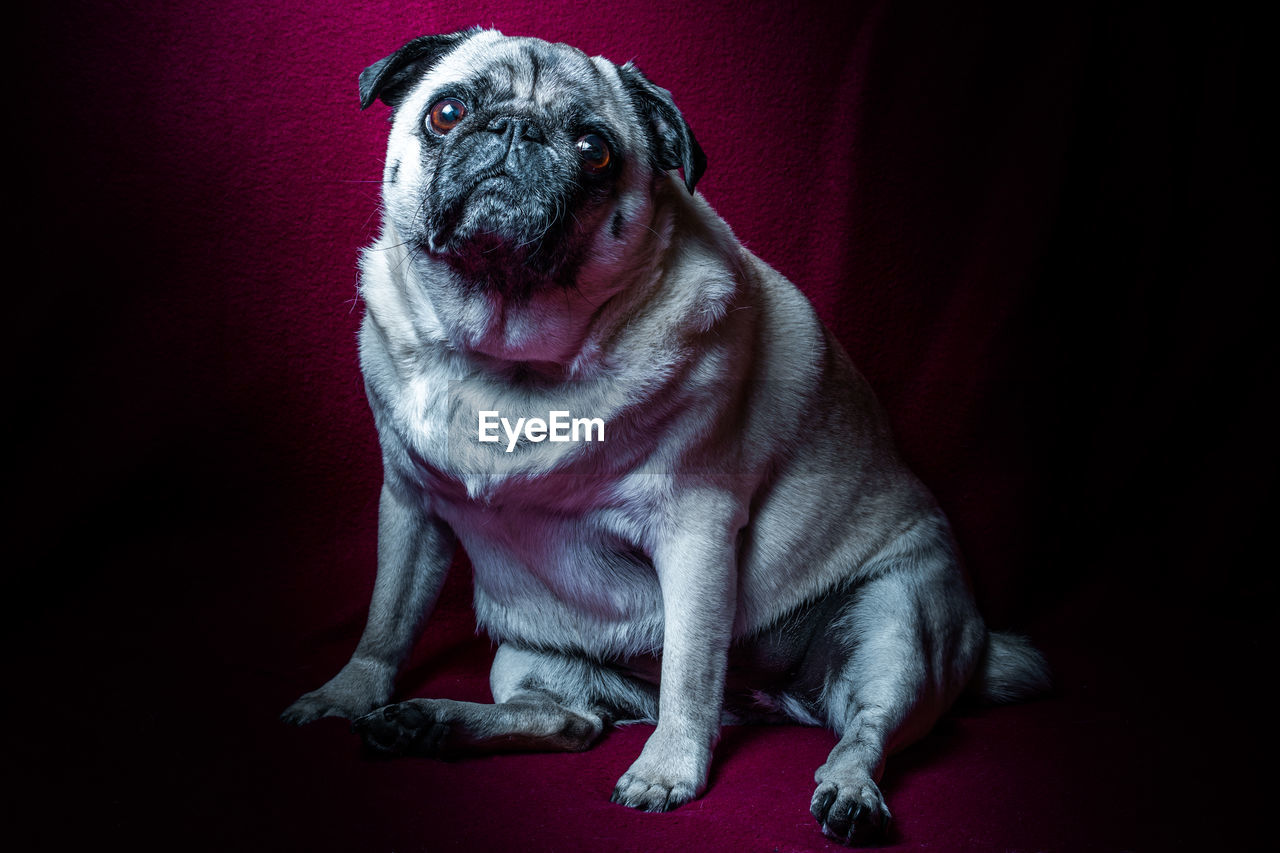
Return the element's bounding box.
[437,488,666,654]
[385,365,610,496]
[384,369,666,652]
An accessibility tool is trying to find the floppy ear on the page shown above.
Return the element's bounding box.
[616,62,708,194]
[358,28,482,110]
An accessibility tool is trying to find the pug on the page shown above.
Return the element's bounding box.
[282,28,1049,845]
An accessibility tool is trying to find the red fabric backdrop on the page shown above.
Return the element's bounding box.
[14,1,1271,850]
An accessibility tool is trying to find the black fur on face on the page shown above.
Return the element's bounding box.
[411,42,625,300]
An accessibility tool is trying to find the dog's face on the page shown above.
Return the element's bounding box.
[359,29,707,300]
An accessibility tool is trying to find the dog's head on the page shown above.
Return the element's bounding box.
[359,29,706,299]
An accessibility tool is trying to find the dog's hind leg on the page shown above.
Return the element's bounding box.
[809,518,986,844]
[353,644,656,757]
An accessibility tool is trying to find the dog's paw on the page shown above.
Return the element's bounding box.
[281,691,346,726]
[610,732,709,812]
[810,776,892,844]
[352,700,450,757]
[611,768,699,813]
[280,659,393,725]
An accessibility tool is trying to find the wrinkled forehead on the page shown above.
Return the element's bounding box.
[402,31,633,130]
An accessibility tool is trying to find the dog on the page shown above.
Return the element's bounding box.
[282,28,1049,844]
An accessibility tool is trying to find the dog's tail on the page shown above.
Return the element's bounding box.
[966,630,1051,703]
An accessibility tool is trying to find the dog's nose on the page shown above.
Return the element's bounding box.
[485,116,545,144]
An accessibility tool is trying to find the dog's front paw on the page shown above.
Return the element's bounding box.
[281,691,344,726]
[352,700,450,757]
[810,775,892,845]
[610,732,709,812]
[280,659,393,725]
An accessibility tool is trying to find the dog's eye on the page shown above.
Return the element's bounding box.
[576,134,611,173]
[427,98,467,135]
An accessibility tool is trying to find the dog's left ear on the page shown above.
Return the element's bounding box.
[616,62,707,194]
[359,28,482,110]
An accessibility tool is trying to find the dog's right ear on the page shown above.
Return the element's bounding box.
[359,28,481,110]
